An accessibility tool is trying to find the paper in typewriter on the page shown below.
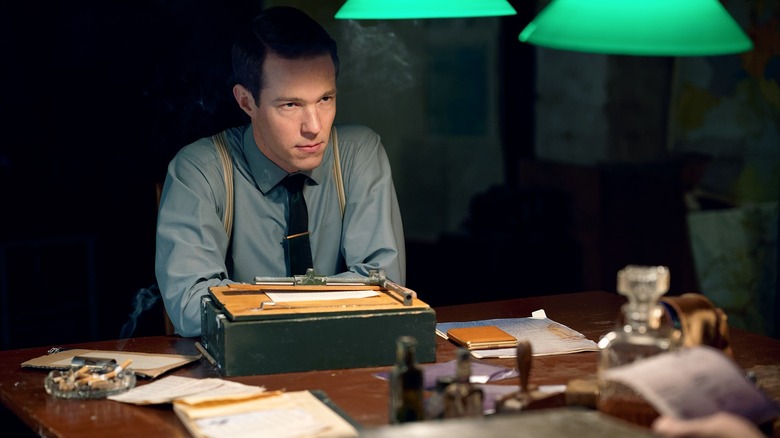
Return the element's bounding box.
[265,290,379,302]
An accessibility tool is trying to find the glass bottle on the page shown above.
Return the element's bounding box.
[443,348,484,418]
[597,265,681,427]
[389,336,424,424]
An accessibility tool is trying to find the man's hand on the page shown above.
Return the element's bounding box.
[652,412,765,438]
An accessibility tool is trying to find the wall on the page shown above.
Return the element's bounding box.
[525,0,779,336]
[272,0,509,240]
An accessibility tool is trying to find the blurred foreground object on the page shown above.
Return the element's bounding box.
[661,293,731,356]
[597,265,681,426]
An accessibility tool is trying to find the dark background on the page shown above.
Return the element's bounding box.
[1,0,260,347]
[2,0,776,349]
[1,0,549,349]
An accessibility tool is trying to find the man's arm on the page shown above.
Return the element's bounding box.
[337,125,406,285]
[155,140,233,337]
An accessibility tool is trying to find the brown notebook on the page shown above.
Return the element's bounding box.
[447,325,518,350]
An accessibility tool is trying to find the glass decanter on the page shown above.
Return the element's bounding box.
[597,265,681,427]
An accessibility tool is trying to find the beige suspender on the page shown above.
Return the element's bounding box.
[211,127,345,240]
[212,131,234,241]
[331,128,346,216]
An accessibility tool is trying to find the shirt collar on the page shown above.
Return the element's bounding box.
[240,127,329,194]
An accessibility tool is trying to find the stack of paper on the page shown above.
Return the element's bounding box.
[109,376,358,438]
[436,309,598,358]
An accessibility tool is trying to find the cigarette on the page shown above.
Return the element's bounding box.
[104,359,133,380]
[75,375,94,386]
[85,359,133,386]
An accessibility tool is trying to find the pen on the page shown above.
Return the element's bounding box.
[195,342,217,367]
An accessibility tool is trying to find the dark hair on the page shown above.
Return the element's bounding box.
[231,6,339,103]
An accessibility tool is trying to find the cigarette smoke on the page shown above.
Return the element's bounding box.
[119,284,161,338]
[337,20,418,94]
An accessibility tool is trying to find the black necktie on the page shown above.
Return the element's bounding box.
[281,173,313,275]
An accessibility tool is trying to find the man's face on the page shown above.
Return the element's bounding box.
[235,52,337,173]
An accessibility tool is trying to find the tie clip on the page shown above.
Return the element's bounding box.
[285,231,311,240]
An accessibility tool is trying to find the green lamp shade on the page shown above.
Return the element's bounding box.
[335,0,517,19]
[519,0,753,56]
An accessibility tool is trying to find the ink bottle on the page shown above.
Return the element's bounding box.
[389,336,424,424]
[597,265,681,427]
[443,348,484,418]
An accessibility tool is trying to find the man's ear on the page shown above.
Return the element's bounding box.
[233,84,257,117]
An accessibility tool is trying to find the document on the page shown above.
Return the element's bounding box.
[174,389,358,438]
[601,346,780,424]
[435,309,598,358]
[108,375,265,405]
[110,376,359,438]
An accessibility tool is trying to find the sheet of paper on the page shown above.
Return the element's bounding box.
[265,290,378,302]
[108,376,264,405]
[436,310,599,358]
[479,384,566,414]
[373,359,518,389]
[601,346,780,424]
[174,390,359,438]
[194,408,327,438]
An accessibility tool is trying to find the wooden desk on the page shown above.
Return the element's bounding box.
[1,291,778,437]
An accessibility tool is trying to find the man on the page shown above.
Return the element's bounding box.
[155,6,405,337]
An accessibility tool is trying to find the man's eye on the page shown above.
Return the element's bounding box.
[282,102,297,108]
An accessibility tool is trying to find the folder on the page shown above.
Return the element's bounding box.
[447,325,518,350]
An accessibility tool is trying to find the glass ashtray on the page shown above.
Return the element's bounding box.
[44,363,136,399]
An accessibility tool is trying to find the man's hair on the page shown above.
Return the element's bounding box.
[232,6,340,103]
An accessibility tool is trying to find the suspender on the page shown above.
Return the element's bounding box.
[212,131,234,240]
[331,128,346,217]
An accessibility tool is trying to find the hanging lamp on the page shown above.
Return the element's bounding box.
[335,0,517,20]
[519,0,753,56]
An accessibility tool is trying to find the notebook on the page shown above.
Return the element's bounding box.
[447,325,518,350]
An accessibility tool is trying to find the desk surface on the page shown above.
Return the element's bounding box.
[1,291,778,437]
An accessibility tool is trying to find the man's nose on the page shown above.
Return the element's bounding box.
[301,106,322,134]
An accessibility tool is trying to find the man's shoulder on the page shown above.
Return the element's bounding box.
[174,126,246,164]
[333,124,382,151]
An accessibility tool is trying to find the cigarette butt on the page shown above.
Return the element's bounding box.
[76,375,95,386]
[89,380,113,390]
[103,359,133,380]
